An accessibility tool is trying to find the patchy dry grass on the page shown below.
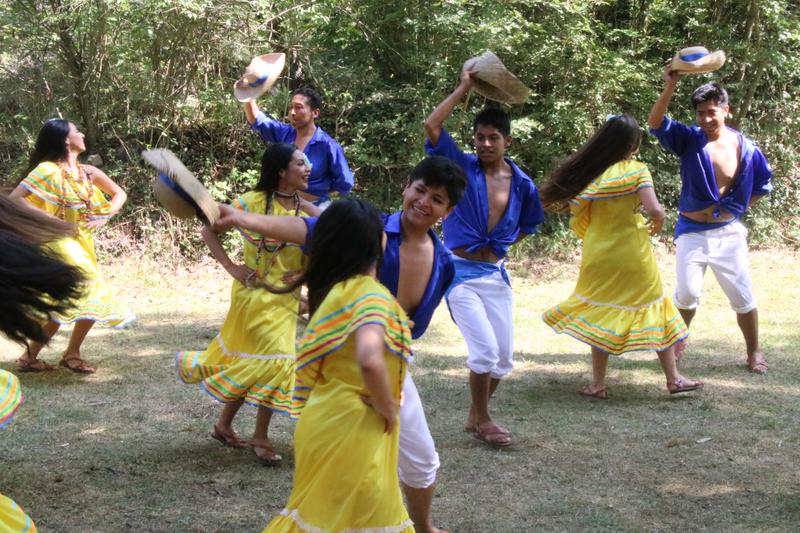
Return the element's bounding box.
[1,249,799,532]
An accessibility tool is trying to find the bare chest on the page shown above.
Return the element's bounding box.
[705,138,740,195]
[485,174,511,233]
[396,240,434,315]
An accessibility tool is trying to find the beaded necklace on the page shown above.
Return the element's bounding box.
[58,163,94,222]
[246,191,302,288]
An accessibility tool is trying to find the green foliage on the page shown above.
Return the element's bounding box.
[1,0,798,257]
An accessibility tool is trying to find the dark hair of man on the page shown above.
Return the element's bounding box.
[473,107,511,137]
[22,118,71,179]
[257,142,297,214]
[408,156,468,207]
[0,195,76,244]
[539,114,642,208]
[691,82,729,109]
[292,86,323,111]
[267,198,384,315]
[0,231,83,345]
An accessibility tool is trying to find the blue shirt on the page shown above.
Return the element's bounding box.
[424,128,544,258]
[649,116,773,238]
[251,111,354,201]
[303,212,454,339]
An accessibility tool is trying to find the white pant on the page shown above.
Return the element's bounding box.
[675,221,757,313]
[398,373,439,489]
[446,271,514,378]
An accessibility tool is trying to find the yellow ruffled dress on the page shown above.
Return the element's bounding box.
[264,275,414,533]
[19,162,134,326]
[542,160,688,354]
[177,192,307,414]
[1,370,38,532]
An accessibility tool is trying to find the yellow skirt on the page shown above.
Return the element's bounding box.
[0,494,37,533]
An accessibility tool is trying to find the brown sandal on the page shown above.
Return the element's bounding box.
[472,424,512,447]
[747,352,768,374]
[16,358,56,373]
[579,384,608,399]
[253,444,282,466]
[59,357,96,374]
[667,378,704,394]
[210,426,249,449]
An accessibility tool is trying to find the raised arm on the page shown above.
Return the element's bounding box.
[423,68,474,147]
[648,64,682,130]
[243,100,259,125]
[212,203,309,244]
[356,323,398,434]
[638,186,666,235]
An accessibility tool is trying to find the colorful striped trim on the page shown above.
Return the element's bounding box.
[572,292,665,312]
[573,162,653,201]
[543,306,688,355]
[21,163,113,218]
[278,508,414,533]
[0,370,22,428]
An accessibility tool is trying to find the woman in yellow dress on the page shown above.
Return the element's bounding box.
[10,119,134,374]
[177,143,318,464]
[540,115,703,398]
[215,198,415,533]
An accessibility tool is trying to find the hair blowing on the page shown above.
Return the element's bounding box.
[539,114,643,208]
[268,198,384,315]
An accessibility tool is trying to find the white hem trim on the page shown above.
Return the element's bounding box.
[572,292,664,312]
[279,508,413,533]
[216,335,294,360]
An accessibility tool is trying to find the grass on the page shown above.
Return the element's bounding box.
[1,248,799,532]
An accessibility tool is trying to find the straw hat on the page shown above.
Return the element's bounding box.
[233,53,286,102]
[141,149,219,225]
[670,46,726,74]
[463,51,530,104]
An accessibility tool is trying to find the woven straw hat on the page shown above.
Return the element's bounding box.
[670,46,726,74]
[233,53,286,102]
[142,149,219,225]
[463,51,530,104]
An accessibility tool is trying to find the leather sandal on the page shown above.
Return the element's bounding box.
[667,378,704,394]
[16,358,56,372]
[578,384,608,399]
[472,424,512,447]
[210,425,249,449]
[747,352,768,374]
[59,357,96,374]
[253,444,282,466]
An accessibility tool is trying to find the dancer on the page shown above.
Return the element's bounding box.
[213,156,466,533]
[176,143,318,465]
[0,195,85,533]
[10,118,134,374]
[648,68,773,373]
[252,198,413,532]
[423,68,544,447]
[540,114,702,397]
[244,86,353,207]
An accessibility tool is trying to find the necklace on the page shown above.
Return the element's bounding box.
[58,163,93,221]
[248,191,302,288]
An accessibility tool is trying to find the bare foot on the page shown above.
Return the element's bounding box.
[747,351,768,374]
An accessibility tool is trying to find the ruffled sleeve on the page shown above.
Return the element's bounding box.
[20,162,113,223]
[292,276,412,416]
[0,370,22,429]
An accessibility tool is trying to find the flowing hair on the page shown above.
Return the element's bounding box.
[0,195,83,345]
[21,118,71,181]
[539,114,643,209]
[269,198,384,315]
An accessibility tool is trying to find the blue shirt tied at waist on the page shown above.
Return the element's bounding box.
[303,211,454,339]
[649,116,773,239]
[424,128,544,259]
[446,256,510,297]
[251,111,354,202]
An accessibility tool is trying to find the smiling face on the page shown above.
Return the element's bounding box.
[473,125,511,165]
[695,100,729,139]
[288,94,319,129]
[66,122,86,154]
[401,179,453,228]
[279,150,311,192]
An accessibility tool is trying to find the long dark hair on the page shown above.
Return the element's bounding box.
[539,114,642,208]
[0,195,83,345]
[257,143,297,214]
[272,198,384,315]
[0,195,76,243]
[22,118,72,179]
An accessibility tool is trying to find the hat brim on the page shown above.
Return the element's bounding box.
[465,51,530,104]
[233,53,286,102]
[142,149,219,225]
[670,50,726,74]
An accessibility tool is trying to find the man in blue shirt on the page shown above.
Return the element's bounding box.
[648,66,773,374]
[213,156,466,533]
[424,68,544,447]
[244,86,354,206]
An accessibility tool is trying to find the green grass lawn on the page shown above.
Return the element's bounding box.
[1,248,798,532]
